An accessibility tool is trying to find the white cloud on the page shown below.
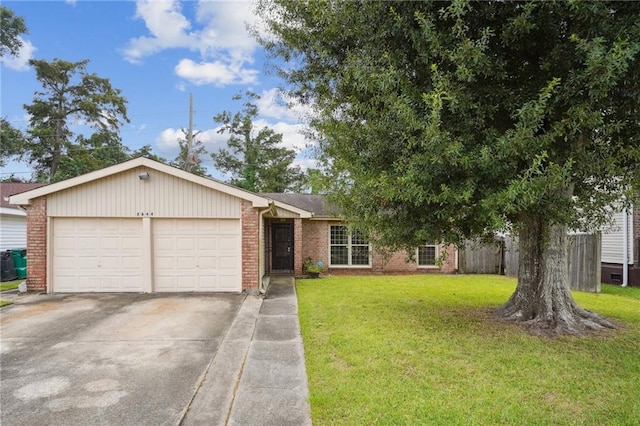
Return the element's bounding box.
[123,0,260,87]
[195,0,259,54]
[124,0,259,62]
[252,119,308,152]
[65,0,77,6]
[155,126,227,156]
[175,58,257,86]
[156,128,184,151]
[0,38,36,71]
[256,88,314,123]
[123,0,196,63]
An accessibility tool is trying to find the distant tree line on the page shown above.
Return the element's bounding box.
[0,5,310,193]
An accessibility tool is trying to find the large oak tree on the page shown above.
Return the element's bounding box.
[258,0,640,335]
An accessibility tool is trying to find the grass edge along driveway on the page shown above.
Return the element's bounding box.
[297,275,640,426]
[0,279,22,307]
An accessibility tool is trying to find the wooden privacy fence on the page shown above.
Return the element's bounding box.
[459,233,602,293]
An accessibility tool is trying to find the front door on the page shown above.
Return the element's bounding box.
[272,223,294,272]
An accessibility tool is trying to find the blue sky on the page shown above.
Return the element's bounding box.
[1,0,314,180]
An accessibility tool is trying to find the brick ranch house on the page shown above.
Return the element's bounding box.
[9,157,456,294]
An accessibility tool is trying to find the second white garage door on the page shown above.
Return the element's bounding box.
[153,219,241,292]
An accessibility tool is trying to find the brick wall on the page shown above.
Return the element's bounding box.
[294,218,303,276]
[241,200,260,292]
[301,219,457,275]
[26,197,47,292]
[301,220,329,267]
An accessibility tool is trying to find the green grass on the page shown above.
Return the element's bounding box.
[0,280,21,307]
[297,275,640,425]
[0,279,22,292]
[601,283,640,300]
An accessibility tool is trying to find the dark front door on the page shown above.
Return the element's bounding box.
[272,223,294,272]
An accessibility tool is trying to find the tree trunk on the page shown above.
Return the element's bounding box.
[496,214,616,337]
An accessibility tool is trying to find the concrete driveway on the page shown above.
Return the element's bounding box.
[0,293,244,426]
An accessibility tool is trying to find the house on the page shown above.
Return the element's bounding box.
[9,157,456,294]
[1,182,46,251]
[601,207,639,287]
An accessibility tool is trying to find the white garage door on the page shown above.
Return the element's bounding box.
[53,218,144,292]
[153,219,241,292]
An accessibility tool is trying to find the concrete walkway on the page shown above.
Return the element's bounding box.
[181,276,312,426]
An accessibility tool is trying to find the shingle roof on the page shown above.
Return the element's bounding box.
[0,183,46,209]
[261,193,341,217]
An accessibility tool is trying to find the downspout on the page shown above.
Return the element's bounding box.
[258,202,275,294]
[622,208,629,287]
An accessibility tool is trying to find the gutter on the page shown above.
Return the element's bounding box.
[622,207,629,287]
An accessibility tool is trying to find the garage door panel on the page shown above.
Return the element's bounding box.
[53,218,143,292]
[219,256,238,270]
[198,237,217,249]
[198,256,217,268]
[77,236,98,250]
[219,236,239,249]
[176,237,196,250]
[155,237,174,250]
[100,256,121,269]
[153,219,241,292]
[176,256,196,269]
[217,220,238,233]
[122,257,142,270]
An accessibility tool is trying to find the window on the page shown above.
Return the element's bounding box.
[330,225,371,266]
[418,244,438,267]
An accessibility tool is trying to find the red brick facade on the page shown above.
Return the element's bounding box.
[241,200,260,292]
[300,220,457,276]
[293,218,303,276]
[26,197,47,292]
[23,198,459,294]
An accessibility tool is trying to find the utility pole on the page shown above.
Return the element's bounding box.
[186,93,194,173]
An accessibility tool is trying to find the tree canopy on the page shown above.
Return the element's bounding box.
[0,118,26,167]
[258,0,640,335]
[211,91,304,192]
[22,58,129,181]
[0,6,27,57]
[172,129,209,177]
[50,131,130,183]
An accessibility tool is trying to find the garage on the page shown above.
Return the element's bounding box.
[154,219,241,292]
[53,218,144,292]
[9,157,273,294]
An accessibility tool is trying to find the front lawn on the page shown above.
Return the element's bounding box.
[297,275,640,425]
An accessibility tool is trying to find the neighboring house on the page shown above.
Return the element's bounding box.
[601,207,639,287]
[0,182,46,251]
[9,157,456,294]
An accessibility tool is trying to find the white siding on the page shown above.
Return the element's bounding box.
[273,206,301,218]
[47,167,241,218]
[0,214,27,251]
[601,208,634,264]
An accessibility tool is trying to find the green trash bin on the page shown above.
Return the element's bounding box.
[11,248,27,279]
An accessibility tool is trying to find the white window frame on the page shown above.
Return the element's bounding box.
[417,243,439,268]
[329,225,372,268]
